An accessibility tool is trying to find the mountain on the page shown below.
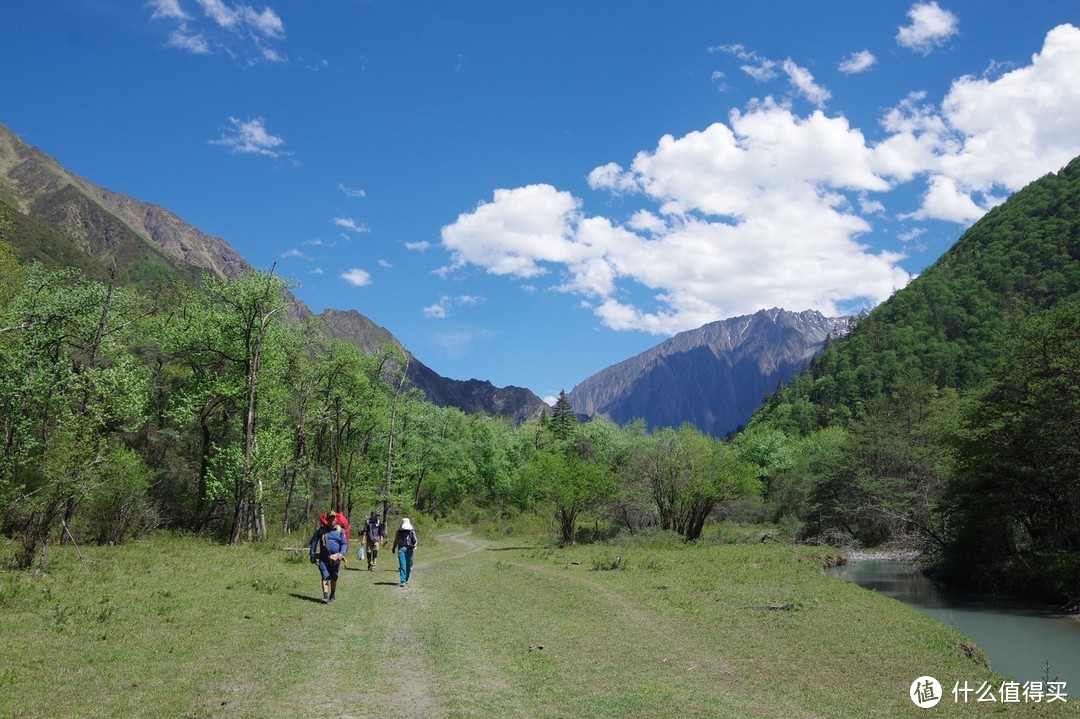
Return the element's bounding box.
[0,124,250,289]
[321,309,549,425]
[0,122,547,422]
[569,308,851,437]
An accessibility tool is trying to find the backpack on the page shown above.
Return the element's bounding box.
[319,511,350,538]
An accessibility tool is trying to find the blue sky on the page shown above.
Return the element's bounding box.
[2,1,1079,403]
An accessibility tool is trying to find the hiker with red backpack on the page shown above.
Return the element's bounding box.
[309,511,348,603]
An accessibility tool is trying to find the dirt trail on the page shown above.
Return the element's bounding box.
[368,531,489,718]
[312,530,494,719]
[319,530,740,718]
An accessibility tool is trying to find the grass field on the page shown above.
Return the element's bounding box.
[1,525,1076,718]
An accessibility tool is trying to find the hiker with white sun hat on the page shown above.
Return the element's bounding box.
[391,517,418,587]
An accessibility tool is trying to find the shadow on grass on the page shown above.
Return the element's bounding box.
[289,593,328,604]
[374,581,402,587]
[486,546,535,552]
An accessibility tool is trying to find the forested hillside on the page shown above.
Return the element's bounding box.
[742,157,1080,602]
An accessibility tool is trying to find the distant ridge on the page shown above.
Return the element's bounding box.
[569,308,851,437]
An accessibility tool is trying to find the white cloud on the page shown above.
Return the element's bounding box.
[423,297,449,319]
[197,0,239,29]
[339,183,367,199]
[936,24,1080,190]
[839,50,876,74]
[881,24,1080,220]
[440,24,1080,336]
[442,101,905,334]
[333,217,370,234]
[167,30,210,54]
[897,1,959,55]
[147,0,189,21]
[406,241,431,252]
[908,175,987,223]
[711,44,779,82]
[441,185,583,278]
[782,59,831,107]
[209,117,285,157]
[742,58,778,83]
[422,294,483,320]
[340,268,372,287]
[859,195,886,215]
[149,0,284,61]
[587,162,639,194]
[241,5,284,39]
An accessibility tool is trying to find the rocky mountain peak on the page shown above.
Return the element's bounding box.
[568,308,851,437]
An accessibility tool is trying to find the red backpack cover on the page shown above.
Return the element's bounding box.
[319,512,350,538]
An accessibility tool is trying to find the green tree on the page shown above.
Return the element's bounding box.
[806,381,955,547]
[942,301,1080,600]
[550,389,577,441]
[154,270,292,543]
[635,425,760,540]
[0,265,149,569]
[521,438,614,545]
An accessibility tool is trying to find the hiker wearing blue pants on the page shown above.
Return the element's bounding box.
[392,518,418,587]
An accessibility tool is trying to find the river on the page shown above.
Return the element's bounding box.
[826,559,1080,688]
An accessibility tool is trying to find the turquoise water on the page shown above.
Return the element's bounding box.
[827,559,1080,688]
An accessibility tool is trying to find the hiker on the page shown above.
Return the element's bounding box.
[391,517,418,587]
[310,511,348,603]
[361,509,386,571]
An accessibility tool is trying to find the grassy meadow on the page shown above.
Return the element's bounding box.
[1,524,1076,719]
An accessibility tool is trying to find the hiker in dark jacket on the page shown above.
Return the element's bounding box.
[361,509,386,571]
[310,513,348,603]
[391,517,418,587]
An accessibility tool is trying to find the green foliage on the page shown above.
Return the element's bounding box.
[549,389,577,440]
[0,262,151,567]
[520,438,615,545]
[804,381,957,546]
[627,424,760,541]
[940,300,1080,599]
[78,445,159,545]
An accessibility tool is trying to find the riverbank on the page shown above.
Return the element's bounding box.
[843,548,922,562]
[827,556,1080,691]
